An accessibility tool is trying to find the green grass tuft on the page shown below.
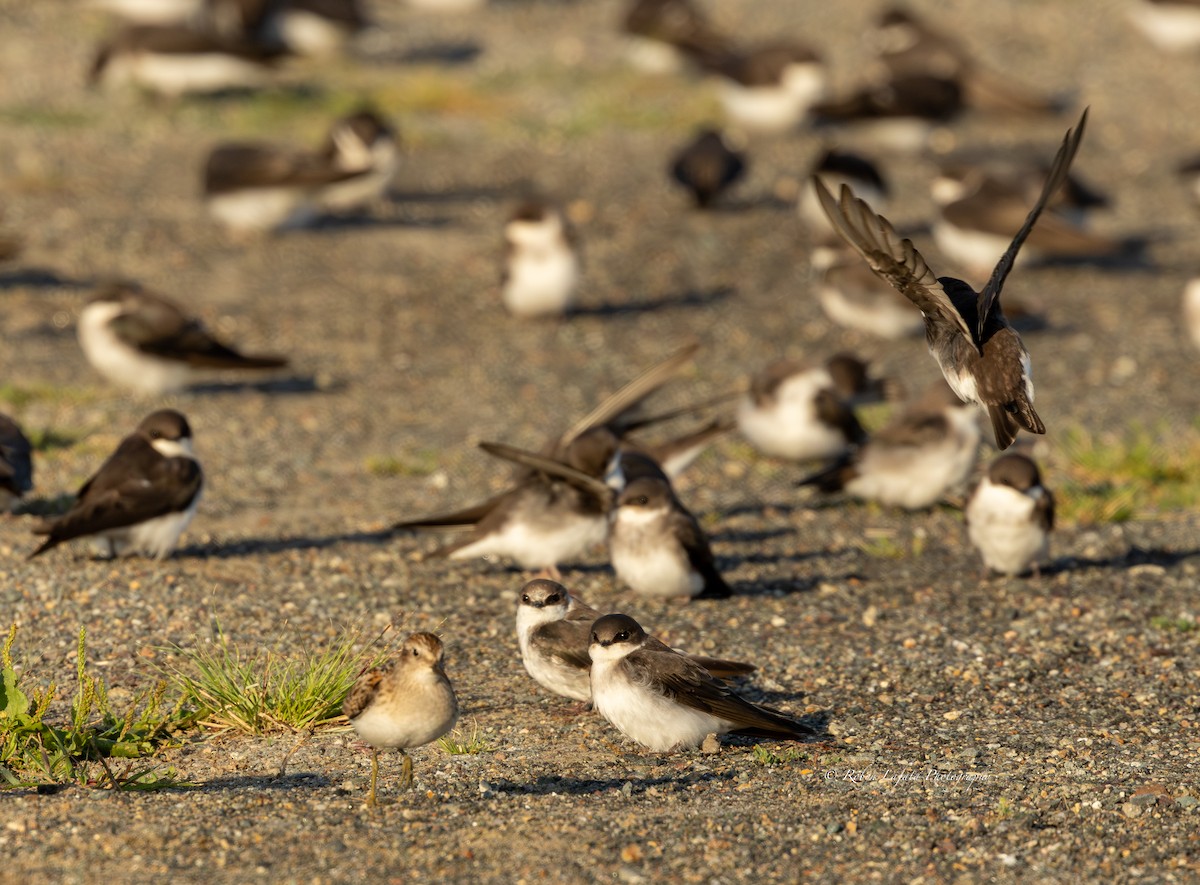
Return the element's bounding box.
[751,745,807,766]
[0,625,188,791]
[365,450,440,478]
[437,720,495,756]
[163,621,395,735]
[1150,616,1196,633]
[1053,424,1200,525]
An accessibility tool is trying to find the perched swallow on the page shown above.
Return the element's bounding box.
[0,414,33,513]
[1128,0,1200,52]
[621,0,731,73]
[931,166,1124,277]
[203,109,398,234]
[609,476,732,599]
[965,452,1054,576]
[500,200,581,319]
[343,632,458,806]
[798,148,889,240]
[90,25,285,97]
[795,380,981,510]
[393,347,701,572]
[670,128,747,209]
[88,0,208,26]
[809,72,963,152]
[30,410,203,560]
[589,614,816,752]
[811,246,923,339]
[870,7,1062,116]
[736,354,887,462]
[77,283,287,394]
[815,110,1089,449]
[516,578,755,704]
[477,441,731,599]
[254,0,369,57]
[706,42,827,133]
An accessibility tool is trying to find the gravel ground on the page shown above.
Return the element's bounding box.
[2,0,1200,881]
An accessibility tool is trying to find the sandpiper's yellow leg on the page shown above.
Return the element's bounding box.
[400,750,413,790]
[367,748,380,807]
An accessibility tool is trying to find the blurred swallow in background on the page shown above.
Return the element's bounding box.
[798,148,889,241]
[0,414,33,513]
[78,283,287,394]
[621,0,732,73]
[965,451,1054,576]
[500,200,581,319]
[795,380,981,510]
[811,246,923,339]
[670,128,747,209]
[31,409,203,560]
[706,41,827,133]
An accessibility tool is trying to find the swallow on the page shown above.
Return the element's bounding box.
[814,110,1089,449]
[343,632,458,806]
[1128,0,1200,52]
[77,283,288,394]
[589,613,816,752]
[0,414,33,513]
[478,441,732,599]
[30,409,203,560]
[736,354,888,462]
[88,0,207,26]
[516,578,755,704]
[203,109,398,234]
[394,346,701,572]
[795,379,981,510]
[811,245,924,339]
[253,0,369,57]
[965,452,1054,576]
[670,128,747,209]
[930,165,1126,278]
[809,72,963,151]
[870,6,1063,115]
[798,148,889,241]
[89,25,285,97]
[500,200,581,319]
[621,0,732,73]
[706,41,828,132]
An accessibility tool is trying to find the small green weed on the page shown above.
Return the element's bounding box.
[1150,616,1196,633]
[437,720,495,756]
[365,450,440,478]
[751,745,807,766]
[0,625,187,791]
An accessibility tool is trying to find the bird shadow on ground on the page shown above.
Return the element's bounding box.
[313,210,454,231]
[484,770,735,797]
[1042,545,1200,577]
[0,268,94,290]
[388,184,525,205]
[353,41,483,67]
[730,570,864,598]
[184,772,332,793]
[177,530,395,560]
[574,286,734,318]
[709,527,795,545]
[184,375,327,396]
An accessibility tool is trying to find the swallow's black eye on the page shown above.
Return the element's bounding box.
[591,632,599,643]
[616,631,629,642]
[411,648,419,656]
[636,496,648,506]
[521,595,529,604]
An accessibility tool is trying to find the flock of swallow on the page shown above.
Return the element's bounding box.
[1,0,1195,802]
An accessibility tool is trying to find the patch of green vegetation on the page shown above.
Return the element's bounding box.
[0,105,96,129]
[994,796,1014,819]
[0,625,188,791]
[857,534,907,559]
[163,621,394,735]
[1150,616,1196,633]
[0,383,100,409]
[26,427,87,452]
[365,450,440,478]
[751,745,807,766]
[1054,424,1200,525]
[437,720,495,756]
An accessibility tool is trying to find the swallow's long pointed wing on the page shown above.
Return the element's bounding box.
[814,178,973,343]
[976,108,1088,337]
